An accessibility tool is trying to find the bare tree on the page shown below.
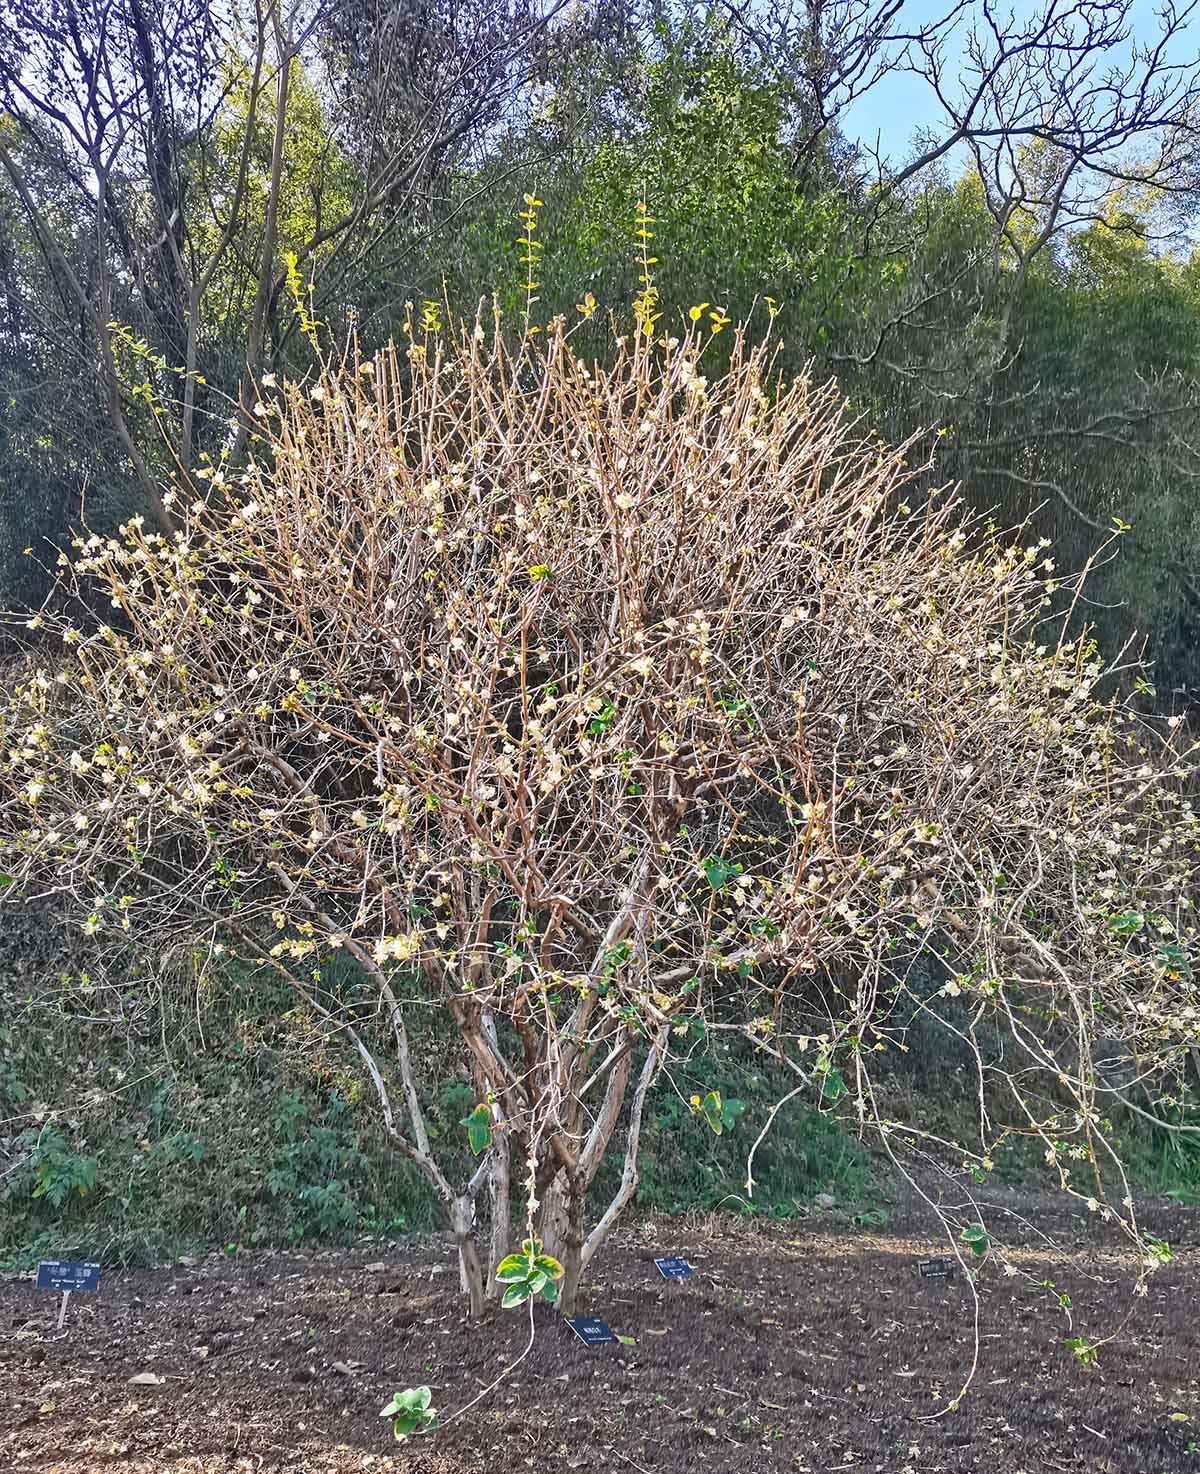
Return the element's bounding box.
[0,0,568,508]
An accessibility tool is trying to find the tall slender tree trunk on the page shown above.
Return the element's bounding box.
[486,1134,513,1301]
[537,1172,587,1316]
[450,1194,486,1320]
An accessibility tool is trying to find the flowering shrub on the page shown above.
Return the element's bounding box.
[2,308,1197,1333]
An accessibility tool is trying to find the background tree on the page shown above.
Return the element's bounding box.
[0,0,572,529]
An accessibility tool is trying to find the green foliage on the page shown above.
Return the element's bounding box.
[0,949,446,1266]
[695,1089,745,1135]
[1064,1336,1100,1368]
[603,1037,878,1219]
[24,1124,98,1209]
[701,856,741,892]
[380,1385,436,1440]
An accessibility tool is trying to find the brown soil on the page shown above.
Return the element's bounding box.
[3,1195,1198,1474]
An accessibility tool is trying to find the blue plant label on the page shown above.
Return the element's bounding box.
[654,1256,693,1279]
[918,1256,955,1279]
[36,1261,101,1293]
[565,1315,616,1347]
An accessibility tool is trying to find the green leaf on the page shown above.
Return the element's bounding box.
[533,1253,565,1280]
[616,1334,637,1345]
[461,1102,492,1156]
[702,856,733,891]
[1157,943,1191,974]
[700,1089,725,1134]
[495,1254,530,1282]
[820,1068,845,1102]
[960,1223,989,1256]
[502,1282,531,1309]
[1107,910,1143,935]
[539,1279,560,1303]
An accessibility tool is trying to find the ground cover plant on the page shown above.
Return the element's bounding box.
[2,269,1199,1409]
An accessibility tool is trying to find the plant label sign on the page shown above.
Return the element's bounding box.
[565,1316,616,1347]
[654,1256,694,1279]
[36,1261,101,1294]
[918,1256,955,1279]
[36,1260,101,1331]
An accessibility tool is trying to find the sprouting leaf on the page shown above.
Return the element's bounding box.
[527,564,554,581]
[1064,1336,1099,1368]
[1107,910,1143,936]
[616,1333,637,1345]
[702,856,739,891]
[381,1385,436,1440]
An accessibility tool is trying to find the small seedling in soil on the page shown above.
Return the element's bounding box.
[494,1237,565,1308]
[381,1385,436,1440]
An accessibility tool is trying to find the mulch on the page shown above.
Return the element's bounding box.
[3,1193,1198,1474]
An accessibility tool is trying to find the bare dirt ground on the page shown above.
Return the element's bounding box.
[3,1193,1198,1474]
